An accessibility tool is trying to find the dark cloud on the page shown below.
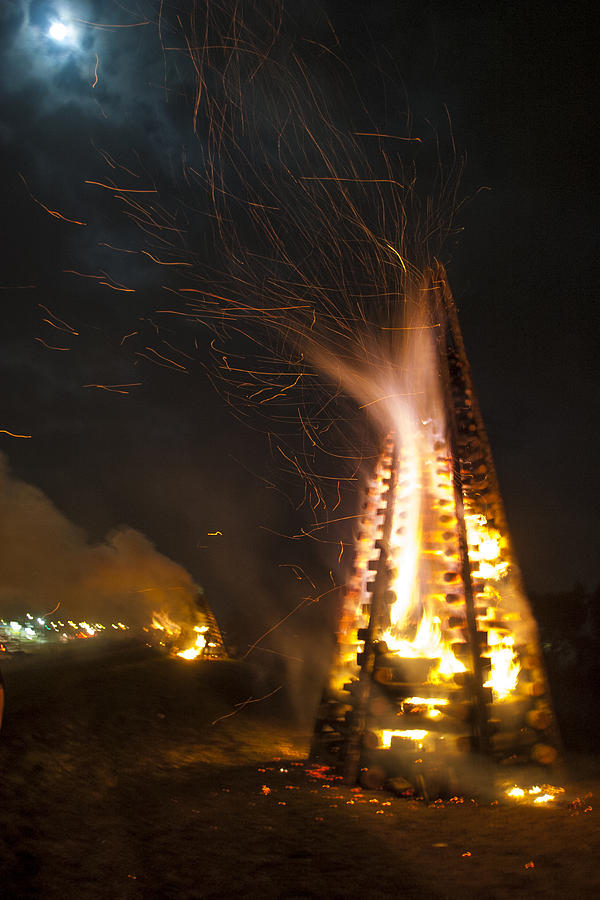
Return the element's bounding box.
[0,3,25,51]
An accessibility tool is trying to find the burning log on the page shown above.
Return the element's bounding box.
[373,655,438,685]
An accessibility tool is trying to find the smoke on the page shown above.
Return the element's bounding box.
[0,451,198,625]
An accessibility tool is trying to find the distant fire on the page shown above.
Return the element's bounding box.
[1,608,224,662]
[150,611,219,660]
[175,625,209,660]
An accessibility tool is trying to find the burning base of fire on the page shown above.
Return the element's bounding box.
[150,611,223,660]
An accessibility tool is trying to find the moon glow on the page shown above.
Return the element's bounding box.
[49,22,69,42]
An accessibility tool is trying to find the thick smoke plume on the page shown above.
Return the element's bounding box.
[0,452,198,625]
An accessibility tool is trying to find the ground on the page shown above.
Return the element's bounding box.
[1,642,598,899]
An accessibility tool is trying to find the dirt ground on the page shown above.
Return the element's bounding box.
[1,642,598,899]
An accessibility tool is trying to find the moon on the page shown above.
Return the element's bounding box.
[49,22,70,42]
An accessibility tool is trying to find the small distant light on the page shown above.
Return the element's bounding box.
[49,22,69,42]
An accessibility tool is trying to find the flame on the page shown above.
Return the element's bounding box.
[381,729,428,748]
[403,697,449,707]
[374,408,471,688]
[465,513,509,581]
[370,464,521,699]
[483,632,520,700]
[403,696,449,720]
[383,610,467,682]
[175,625,208,660]
[505,784,564,804]
[151,611,182,637]
[507,787,525,798]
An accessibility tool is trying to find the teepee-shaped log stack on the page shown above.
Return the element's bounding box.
[311,265,561,798]
[195,589,228,658]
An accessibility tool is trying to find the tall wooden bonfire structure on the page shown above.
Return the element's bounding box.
[311,265,561,797]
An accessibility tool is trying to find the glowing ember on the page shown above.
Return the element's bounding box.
[505,784,564,805]
[507,787,525,799]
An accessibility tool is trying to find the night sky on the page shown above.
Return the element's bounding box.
[0,1,597,648]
